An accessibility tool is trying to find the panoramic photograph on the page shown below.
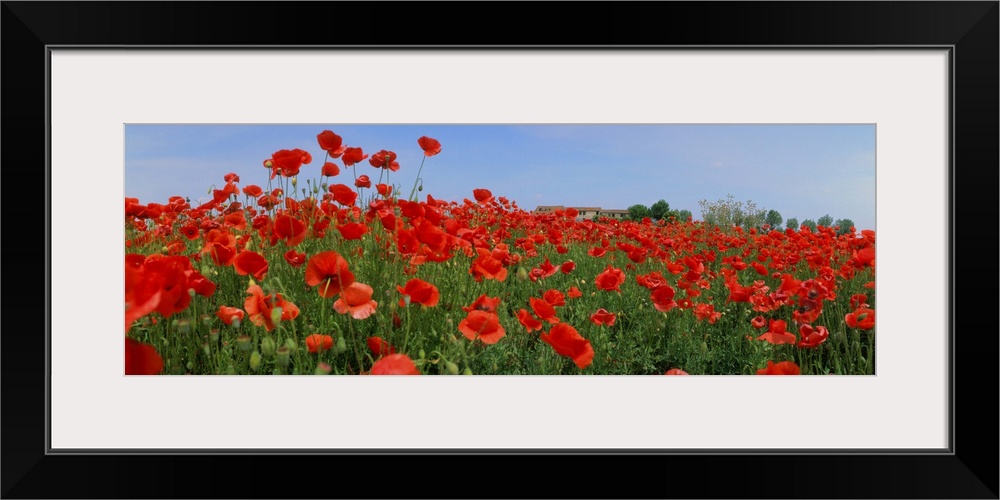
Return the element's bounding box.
[124,124,876,375]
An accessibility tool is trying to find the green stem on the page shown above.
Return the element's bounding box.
[408,156,427,202]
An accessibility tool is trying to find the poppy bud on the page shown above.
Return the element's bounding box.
[275,346,291,367]
[336,336,347,354]
[315,363,332,375]
[249,351,261,371]
[188,288,196,298]
[418,349,426,359]
[236,335,252,352]
[176,319,191,333]
[186,361,195,371]
[210,329,220,342]
[261,337,277,356]
[283,337,298,352]
[516,267,529,281]
[263,160,273,169]
[202,342,211,357]
[225,364,236,374]
[446,361,459,375]
[270,307,283,327]
[463,367,474,375]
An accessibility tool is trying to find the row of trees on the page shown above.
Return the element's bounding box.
[624,200,692,223]
[698,194,855,234]
[614,195,856,235]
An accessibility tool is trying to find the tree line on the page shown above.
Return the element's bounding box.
[619,195,856,235]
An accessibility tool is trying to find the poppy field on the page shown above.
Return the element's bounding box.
[125,130,876,375]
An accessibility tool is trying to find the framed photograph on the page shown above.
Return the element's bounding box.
[4,2,996,498]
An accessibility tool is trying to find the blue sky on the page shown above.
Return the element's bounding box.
[124,124,876,231]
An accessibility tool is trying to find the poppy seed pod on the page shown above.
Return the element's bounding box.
[249,351,261,371]
[261,337,276,357]
[236,335,253,352]
[275,346,291,367]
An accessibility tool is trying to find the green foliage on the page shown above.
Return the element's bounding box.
[834,218,855,235]
[801,219,818,231]
[650,199,670,220]
[698,194,766,232]
[817,214,834,228]
[765,210,783,229]
[785,218,799,230]
[677,209,693,222]
[627,204,651,221]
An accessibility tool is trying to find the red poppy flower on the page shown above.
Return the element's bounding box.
[590,308,616,327]
[458,310,506,344]
[540,323,594,370]
[567,286,583,299]
[756,360,801,375]
[369,150,400,171]
[850,294,869,309]
[470,248,508,282]
[244,284,300,332]
[693,303,721,324]
[367,336,396,358]
[636,271,668,290]
[270,148,311,178]
[750,315,767,329]
[845,307,875,329]
[216,305,245,325]
[370,353,421,375]
[561,260,576,274]
[304,251,355,298]
[233,250,269,281]
[664,368,689,375]
[284,249,306,267]
[224,172,240,183]
[417,136,442,157]
[396,278,440,308]
[317,130,347,157]
[180,223,200,240]
[201,229,238,266]
[341,147,368,166]
[473,188,493,203]
[355,175,372,188]
[756,319,797,345]
[376,184,393,197]
[272,215,307,247]
[125,337,164,375]
[321,162,341,177]
[797,324,830,348]
[529,297,560,324]
[588,247,607,258]
[594,265,626,292]
[543,289,566,307]
[329,184,358,206]
[333,282,378,319]
[517,309,543,332]
[336,222,368,241]
[650,285,677,312]
[305,334,334,353]
[242,184,263,198]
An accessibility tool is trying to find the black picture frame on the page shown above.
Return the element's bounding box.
[3,2,997,498]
